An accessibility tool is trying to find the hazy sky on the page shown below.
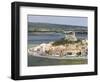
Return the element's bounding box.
[28,15,87,26]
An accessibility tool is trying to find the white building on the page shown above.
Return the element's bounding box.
[64,31,77,41]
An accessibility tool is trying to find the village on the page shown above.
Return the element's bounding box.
[28,31,88,58]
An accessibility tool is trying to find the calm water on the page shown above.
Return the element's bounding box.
[28,32,88,66]
[28,32,87,44]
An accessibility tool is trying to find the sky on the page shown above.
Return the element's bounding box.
[28,15,88,26]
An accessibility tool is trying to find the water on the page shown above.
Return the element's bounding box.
[28,32,88,66]
[28,32,87,44]
[28,55,87,66]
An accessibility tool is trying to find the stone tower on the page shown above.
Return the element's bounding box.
[64,31,77,41]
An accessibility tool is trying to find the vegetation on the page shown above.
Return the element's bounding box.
[28,22,87,32]
[76,52,81,56]
[52,38,82,46]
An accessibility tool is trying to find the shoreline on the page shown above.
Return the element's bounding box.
[29,52,87,60]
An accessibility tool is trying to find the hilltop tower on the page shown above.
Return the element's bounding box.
[64,31,77,41]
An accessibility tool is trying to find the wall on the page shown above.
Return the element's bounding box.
[0,0,99,82]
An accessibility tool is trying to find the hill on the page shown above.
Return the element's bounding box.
[28,22,87,32]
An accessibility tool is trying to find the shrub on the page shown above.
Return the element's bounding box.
[52,39,82,46]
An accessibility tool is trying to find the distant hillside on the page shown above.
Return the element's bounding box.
[28,22,87,32]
